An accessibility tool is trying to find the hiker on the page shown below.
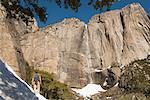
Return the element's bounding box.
[32,71,41,93]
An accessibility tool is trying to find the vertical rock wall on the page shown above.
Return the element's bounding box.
[0,3,150,87]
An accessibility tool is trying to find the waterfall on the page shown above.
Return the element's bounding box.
[85,24,93,83]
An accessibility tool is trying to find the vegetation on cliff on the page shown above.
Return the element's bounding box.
[119,57,150,97]
[26,67,74,100]
[39,70,74,100]
[92,57,150,100]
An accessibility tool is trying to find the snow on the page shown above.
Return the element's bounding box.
[103,78,108,86]
[0,60,47,100]
[35,93,47,100]
[106,97,112,99]
[94,69,102,72]
[72,84,107,98]
[108,65,111,69]
[114,82,119,87]
[120,64,125,69]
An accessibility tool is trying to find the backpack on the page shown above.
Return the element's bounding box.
[34,73,39,81]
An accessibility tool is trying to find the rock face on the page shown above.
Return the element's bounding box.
[88,3,150,68]
[0,3,150,87]
[0,4,27,78]
[21,19,89,87]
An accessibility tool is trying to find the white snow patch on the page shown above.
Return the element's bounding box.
[72,84,106,98]
[2,60,47,100]
[35,93,47,100]
[114,82,119,87]
[103,79,108,86]
[120,64,125,69]
[106,97,112,99]
[108,65,111,69]
[94,69,102,72]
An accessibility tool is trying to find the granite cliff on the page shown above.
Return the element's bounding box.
[0,3,150,88]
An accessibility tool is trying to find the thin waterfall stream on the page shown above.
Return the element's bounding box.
[85,24,93,83]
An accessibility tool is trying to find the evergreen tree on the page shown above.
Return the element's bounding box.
[0,0,118,23]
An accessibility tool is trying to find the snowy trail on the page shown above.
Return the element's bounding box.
[0,59,47,100]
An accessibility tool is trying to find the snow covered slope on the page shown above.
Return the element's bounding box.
[0,60,46,100]
[72,84,106,98]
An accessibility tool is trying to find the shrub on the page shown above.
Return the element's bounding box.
[119,58,150,96]
[25,66,74,100]
[36,70,74,100]
[25,63,34,85]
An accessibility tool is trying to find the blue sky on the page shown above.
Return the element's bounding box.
[35,0,150,27]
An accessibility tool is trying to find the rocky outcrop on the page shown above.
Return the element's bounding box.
[91,57,150,100]
[0,4,22,77]
[0,3,150,88]
[21,18,89,87]
[93,66,121,89]
[88,3,150,68]
[0,3,34,79]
